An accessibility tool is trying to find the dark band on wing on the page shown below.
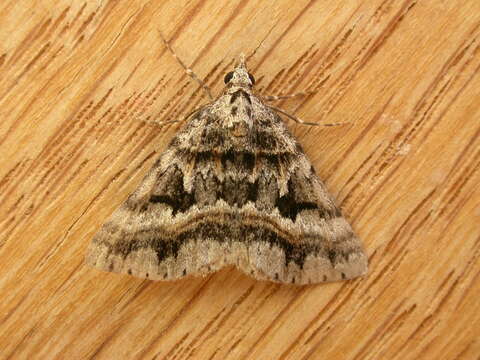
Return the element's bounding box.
[104,221,356,269]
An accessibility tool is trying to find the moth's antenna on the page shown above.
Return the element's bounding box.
[157,30,214,100]
[246,39,264,64]
[245,22,277,63]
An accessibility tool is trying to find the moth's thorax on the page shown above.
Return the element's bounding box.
[210,93,256,138]
[225,84,253,95]
[224,78,253,92]
[208,61,258,137]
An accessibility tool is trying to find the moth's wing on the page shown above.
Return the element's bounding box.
[86,109,230,280]
[231,111,368,285]
[87,101,368,284]
[235,154,368,285]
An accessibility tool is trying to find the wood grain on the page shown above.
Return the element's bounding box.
[1,0,479,359]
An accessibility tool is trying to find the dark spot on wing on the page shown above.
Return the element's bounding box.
[328,250,336,264]
[149,166,195,216]
[256,131,278,151]
[275,179,319,221]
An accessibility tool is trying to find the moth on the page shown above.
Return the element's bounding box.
[86,50,368,285]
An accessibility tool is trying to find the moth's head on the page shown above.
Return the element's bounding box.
[223,53,256,90]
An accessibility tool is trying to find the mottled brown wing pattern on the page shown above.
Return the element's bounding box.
[86,106,367,284]
[86,57,368,285]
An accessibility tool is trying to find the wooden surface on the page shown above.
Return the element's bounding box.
[1,1,479,359]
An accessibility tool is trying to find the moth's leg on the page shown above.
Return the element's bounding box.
[268,105,350,127]
[262,92,315,101]
[157,30,214,100]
